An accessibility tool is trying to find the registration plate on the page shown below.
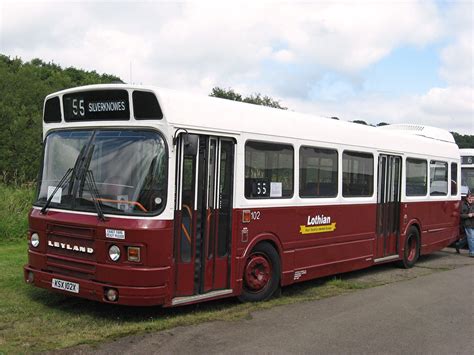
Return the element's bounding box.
[52,278,79,294]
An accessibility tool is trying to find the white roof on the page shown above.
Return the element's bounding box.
[46,84,460,160]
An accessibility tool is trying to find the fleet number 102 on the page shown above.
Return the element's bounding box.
[251,211,261,220]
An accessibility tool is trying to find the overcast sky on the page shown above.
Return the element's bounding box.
[0,0,473,134]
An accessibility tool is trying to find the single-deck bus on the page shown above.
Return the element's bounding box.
[24,84,461,306]
[460,148,474,196]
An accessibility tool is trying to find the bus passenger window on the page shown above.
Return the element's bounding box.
[430,160,448,196]
[406,158,427,196]
[300,146,338,198]
[245,141,293,199]
[342,151,373,197]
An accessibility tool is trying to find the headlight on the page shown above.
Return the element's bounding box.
[31,233,40,248]
[108,245,121,261]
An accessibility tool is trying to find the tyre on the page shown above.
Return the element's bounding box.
[238,242,281,302]
[400,226,420,269]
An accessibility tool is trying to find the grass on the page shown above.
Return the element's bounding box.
[0,184,34,242]
[0,238,383,353]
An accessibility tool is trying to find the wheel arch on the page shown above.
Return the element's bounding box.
[242,232,283,260]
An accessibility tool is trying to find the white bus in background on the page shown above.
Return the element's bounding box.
[460,148,474,196]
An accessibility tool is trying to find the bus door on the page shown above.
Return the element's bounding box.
[173,134,234,298]
[375,155,401,260]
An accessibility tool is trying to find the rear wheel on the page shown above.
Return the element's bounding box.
[239,242,280,302]
[400,226,420,268]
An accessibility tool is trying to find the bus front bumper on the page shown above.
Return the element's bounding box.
[23,265,169,306]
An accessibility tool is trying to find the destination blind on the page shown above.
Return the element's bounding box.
[63,90,130,121]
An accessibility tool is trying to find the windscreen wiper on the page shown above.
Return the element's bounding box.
[40,145,87,215]
[74,144,107,222]
[84,169,108,222]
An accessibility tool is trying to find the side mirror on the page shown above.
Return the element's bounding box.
[184,134,199,156]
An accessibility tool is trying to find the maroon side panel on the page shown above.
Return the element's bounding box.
[233,204,377,288]
[213,257,228,289]
[233,200,459,291]
[401,200,460,254]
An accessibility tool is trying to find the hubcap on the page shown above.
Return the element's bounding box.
[244,253,272,292]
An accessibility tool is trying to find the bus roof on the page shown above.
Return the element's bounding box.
[45,84,460,160]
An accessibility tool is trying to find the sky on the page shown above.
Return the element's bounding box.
[0,0,473,134]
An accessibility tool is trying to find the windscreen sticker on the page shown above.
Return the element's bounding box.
[300,214,336,235]
[270,182,282,197]
[47,186,62,204]
[117,195,129,211]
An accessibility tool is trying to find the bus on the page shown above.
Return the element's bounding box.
[460,148,474,196]
[24,84,461,306]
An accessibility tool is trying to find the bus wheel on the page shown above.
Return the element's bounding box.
[401,227,420,269]
[239,242,280,302]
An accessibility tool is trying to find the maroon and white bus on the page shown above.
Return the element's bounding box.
[24,84,461,306]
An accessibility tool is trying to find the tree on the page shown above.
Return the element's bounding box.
[210,87,287,110]
[452,132,474,148]
[352,120,368,125]
[209,87,243,102]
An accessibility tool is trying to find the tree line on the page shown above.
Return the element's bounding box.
[0,55,472,185]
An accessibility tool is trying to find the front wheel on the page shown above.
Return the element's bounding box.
[238,242,281,302]
[400,226,420,269]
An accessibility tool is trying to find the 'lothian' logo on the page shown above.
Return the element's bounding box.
[48,240,94,254]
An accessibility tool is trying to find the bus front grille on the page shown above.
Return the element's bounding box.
[45,223,97,279]
[46,255,96,280]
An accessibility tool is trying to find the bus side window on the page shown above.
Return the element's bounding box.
[342,151,374,197]
[430,160,448,196]
[245,141,294,199]
[406,158,427,196]
[299,146,338,198]
[451,163,458,195]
